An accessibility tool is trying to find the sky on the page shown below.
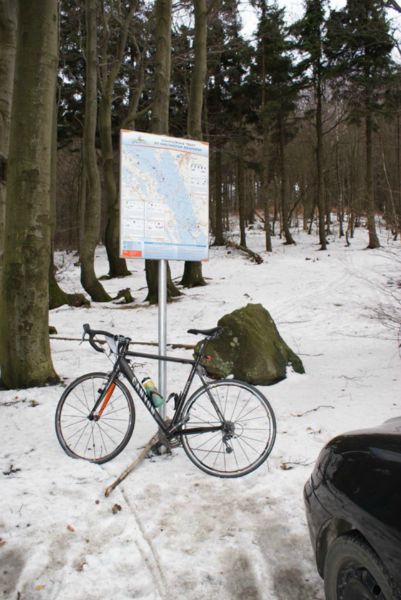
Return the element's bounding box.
[240,0,400,40]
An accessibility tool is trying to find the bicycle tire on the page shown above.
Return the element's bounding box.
[55,372,135,464]
[180,379,276,477]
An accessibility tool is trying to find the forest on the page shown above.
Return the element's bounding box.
[1,0,401,389]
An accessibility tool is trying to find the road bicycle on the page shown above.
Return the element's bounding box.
[55,324,277,478]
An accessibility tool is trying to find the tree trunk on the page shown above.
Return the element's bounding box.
[99,96,130,278]
[145,261,181,304]
[151,0,172,135]
[0,0,17,375]
[365,113,380,248]
[97,0,135,279]
[181,0,207,288]
[145,0,181,303]
[49,96,88,309]
[279,116,295,245]
[262,129,272,251]
[0,0,58,388]
[80,0,112,301]
[237,154,247,247]
[316,74,326,250]
[213,147,225,245]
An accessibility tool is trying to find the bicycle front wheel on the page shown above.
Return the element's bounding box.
[55,372,135,464]
[181,379,276,477]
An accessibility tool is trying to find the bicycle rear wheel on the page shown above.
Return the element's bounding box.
[181,379,276,477]
[55,372,135,464]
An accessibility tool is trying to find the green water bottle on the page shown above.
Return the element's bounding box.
[142,377,165,408]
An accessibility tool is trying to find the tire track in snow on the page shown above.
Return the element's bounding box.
[120,486,170,600]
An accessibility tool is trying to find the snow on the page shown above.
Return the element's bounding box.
[2,223,401,600]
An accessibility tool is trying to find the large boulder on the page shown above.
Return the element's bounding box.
[200,303,304,385]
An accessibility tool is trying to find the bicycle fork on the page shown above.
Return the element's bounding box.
[88,372,118,421]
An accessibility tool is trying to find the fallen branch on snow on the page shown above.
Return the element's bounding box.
[226,241,263,264]
[291,405,334,417]
[104,431,160,497]
[49,336,195,350]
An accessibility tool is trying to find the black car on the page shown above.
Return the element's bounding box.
[304,417,401,600]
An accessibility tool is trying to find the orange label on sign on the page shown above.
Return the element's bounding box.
[123,250,142,258]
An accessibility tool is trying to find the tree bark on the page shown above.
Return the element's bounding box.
[49,96,88,309]
[365,112,380,248]
[181,0,208,288]
[279,116,295,245]
[99,96,130,278]
[316,73,327,250]
[98,1,135,279]
[261,130,272,251]
[80,0,112,301]
[0,0,58,388]
[151,0,172,135]
[237,153,247,247]
[145,0,181,303]
[0,1,17,299]
[213,147,225,245]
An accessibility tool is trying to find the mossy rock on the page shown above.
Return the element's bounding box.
[199,303,304,385]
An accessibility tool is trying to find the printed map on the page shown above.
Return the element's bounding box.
[120,130,209,261]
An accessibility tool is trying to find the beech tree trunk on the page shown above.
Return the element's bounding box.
[0,0,58,388]
[0,0,17,300]
[98,1,135,279]
[99,96,130,278]
[181,0,207,288]
[145,0,181,303]
[80,0,112,301]
[49,97,88,309]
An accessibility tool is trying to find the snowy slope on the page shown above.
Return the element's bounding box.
[1,225,401,600]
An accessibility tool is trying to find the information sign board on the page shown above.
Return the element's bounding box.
[120,130,209,261]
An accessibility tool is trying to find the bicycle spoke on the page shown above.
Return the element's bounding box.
[72,421,91,452]
[62,417,87,428]
[229,388,242,422]
[64,402,88,417]
[189,430,222,450]
[98,419,126,435]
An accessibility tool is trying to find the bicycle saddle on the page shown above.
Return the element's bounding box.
[187,327,222,337]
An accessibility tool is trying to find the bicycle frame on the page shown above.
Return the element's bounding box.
[92,339,225,438]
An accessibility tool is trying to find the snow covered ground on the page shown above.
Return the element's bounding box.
[2,223,401,600]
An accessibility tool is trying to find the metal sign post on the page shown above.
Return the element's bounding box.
[158,259,167,418]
